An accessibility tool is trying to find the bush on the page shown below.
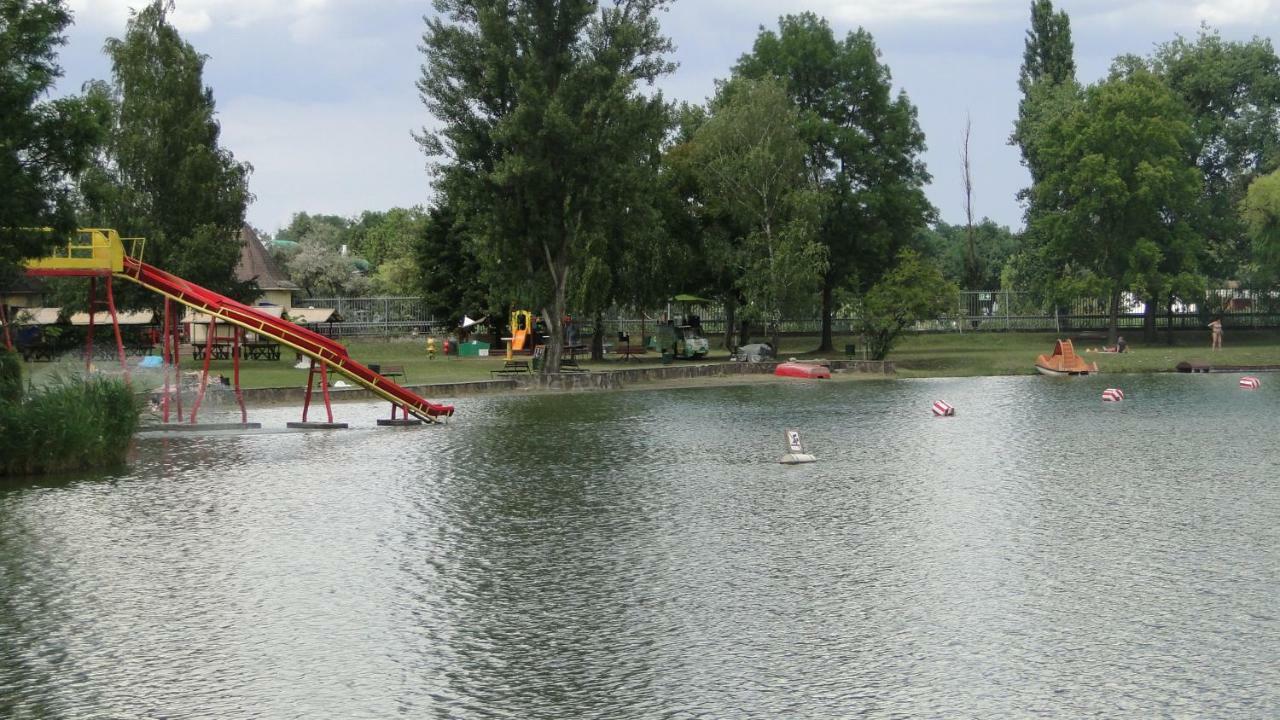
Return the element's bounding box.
[0,349,20,403]
[0,374,142,476]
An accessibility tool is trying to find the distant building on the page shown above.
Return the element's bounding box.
[235,225,298,310]
[188,226,300,343]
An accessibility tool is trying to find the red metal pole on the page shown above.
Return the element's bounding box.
[86,276,96,374]
[189,315,216,423]
[162,298,171,423]
[302,358,316,422]
[232,326,246,424]
[319,361,334,423]
[105,276,129,383]
[172,304,183,421]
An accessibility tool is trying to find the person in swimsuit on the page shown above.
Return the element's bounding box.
[1209,317,1223,350]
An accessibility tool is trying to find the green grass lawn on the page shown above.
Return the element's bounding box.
[22,329,1280,389]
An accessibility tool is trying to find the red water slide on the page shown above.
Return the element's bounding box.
[120,257,454,421]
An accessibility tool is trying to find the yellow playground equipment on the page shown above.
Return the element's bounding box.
[508,309,535,353]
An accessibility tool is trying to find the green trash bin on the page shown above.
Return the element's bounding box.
[458,340,490,357]
[660,351,673,365]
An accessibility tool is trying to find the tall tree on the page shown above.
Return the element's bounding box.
[419,0,674,373]
[79,0,252,298]
[0,0,105,277]
[1241,168,1280,280]
[687,78,827,349]
[1031,68,1201,344]
[960,114,979,289]
[1150,28,1280,279]
[734,13,931,351]
[1011,0,1075,184]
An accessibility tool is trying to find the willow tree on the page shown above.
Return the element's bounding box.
[418,0,674,373]
[687,78,827,349]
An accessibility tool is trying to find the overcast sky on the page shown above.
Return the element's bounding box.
[56,0,1280,235]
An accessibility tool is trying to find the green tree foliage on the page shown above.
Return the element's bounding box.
[1149,28,1280,278]
[659,103,750,348]
[1030,68,1202,344]
[0,0,106,277]
[913,219,1018,290]
[276,212,351,248]
[351,207,428,268]
[415,202,491,330]
[687,78,827,348]
[1011,0,1076,183]
[734,14,932,351]
[78,0,252,299]
[418,0,675,372]
[286,239,370,297]
[860,249,956,360]
[1241,168,1280,279]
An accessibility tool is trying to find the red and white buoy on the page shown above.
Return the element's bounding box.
[1240,376,1261,390]
[931,400,955,416]
[1102,388,1125,402]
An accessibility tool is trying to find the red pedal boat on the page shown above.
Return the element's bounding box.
[774,361,831,379]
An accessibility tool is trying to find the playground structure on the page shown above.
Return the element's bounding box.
[507,309,537,354]
[22,229,455,425]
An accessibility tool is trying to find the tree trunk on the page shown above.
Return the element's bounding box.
[1143,294,1157,343]
[542,267,567,374]
[723,298,736,351]
[1107,284,1121,346]
[591,309,604,361]
[818,278,834,352]
[1165,293,1176,345]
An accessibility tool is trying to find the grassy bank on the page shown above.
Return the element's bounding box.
[18,329,1280,392]
[1,354,142,476]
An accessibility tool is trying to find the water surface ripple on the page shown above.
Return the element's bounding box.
[2,374,1279,718]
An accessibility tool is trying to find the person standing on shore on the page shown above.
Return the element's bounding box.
[1209,317,1223,350]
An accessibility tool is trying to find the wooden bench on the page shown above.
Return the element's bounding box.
[491,360,531,377]
[378,364,407,383]
[241,342,280,361]
[192,342,234,361]
[615,343,648,362]
[19,342,55,362]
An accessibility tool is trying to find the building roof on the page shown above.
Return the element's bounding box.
[288,307,341,324]
[10,307,155,325]
[235,226,298,292]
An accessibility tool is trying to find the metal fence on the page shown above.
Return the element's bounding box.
[296,297,442,338]
[294,288,1280,339]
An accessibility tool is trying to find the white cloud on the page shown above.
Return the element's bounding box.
[699,0,1276,28]
[66,0,416,38]
[218,94,431,231]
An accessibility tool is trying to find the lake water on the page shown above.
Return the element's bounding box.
[3,374,1279,718]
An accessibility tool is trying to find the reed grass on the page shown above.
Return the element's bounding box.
[0,372,141,477]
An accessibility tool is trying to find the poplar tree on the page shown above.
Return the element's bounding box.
[79,0,252,298]
[1011,0,1076,184]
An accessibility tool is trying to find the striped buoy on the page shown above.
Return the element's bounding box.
[1102,388,1125,402]
[1240,376,1261,390]
[931,400,955,416]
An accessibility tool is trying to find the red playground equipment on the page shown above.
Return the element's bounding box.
[24,229,455,425]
